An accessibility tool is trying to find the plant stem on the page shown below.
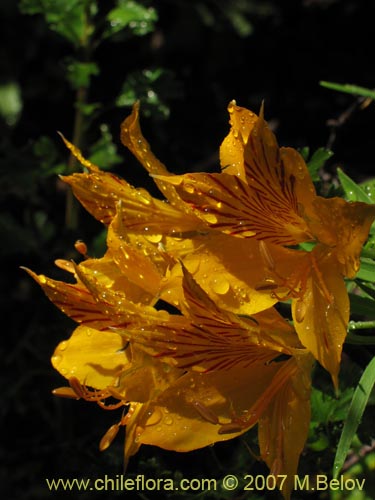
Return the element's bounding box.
[348,320,375,330]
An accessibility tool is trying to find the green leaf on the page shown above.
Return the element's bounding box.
[356,258,375,282]
[0,81,22,127]
[360,178,375,201]
[320,81,375,100]
[116,68,181,119]
[19,0,89,47]
[354,280,375,301]
[311,387,354,425]
[337,168,373,203]
[104,0,157,38]
[333,356,375,478]
[89,124,122,169]
[349,293,375,317]
[306,147,333,181]
[66,59,99,89]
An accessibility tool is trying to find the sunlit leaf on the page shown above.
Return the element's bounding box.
[337,168,373,203]
[356,258,375,282]
[320,81,375,100]
[104,0,157,38]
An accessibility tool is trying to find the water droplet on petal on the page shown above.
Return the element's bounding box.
[210,275,230,295]
[164,416,173,425]
[59,341,68,351]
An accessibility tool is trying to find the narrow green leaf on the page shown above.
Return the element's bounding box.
[333,356,375,478]
[360,178,375,201]
[356,258,375,282]
[337,168,372,203]
[349,293,375,317]
[320,81,375,100]
[307,147,333,181]
[354,280,375,301]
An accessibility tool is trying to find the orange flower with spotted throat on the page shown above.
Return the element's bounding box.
[28,247,313,500]
[150,101,375,388]
[25,100,375,500]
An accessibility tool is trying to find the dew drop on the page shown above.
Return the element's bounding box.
[145,408,162,427]
[145,233,162,243]
[203,211,218,224]
[58,341,68,351]
[210,275,230,295]
[164,416,173,425]
[51,354,62,366]
[184,183,195,194]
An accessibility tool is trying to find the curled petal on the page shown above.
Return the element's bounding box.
[292,248,349,389]
[258,354,313,500]
[220,101,258,180]
[51,325,129,389]
[309,196,375,278]
[121,102,195,217]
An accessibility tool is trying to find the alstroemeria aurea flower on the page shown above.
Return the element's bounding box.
[119,265,314,500]
[151,101,375,387]
[58,111,282,317]
[28,239,312,499]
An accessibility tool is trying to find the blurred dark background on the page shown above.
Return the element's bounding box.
[2,0,375,498]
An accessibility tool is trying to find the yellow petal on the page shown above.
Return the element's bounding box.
[258,354,313,500]
[106,215,162,299]
[25,268,116,329]
[309,196,375,278]
[242,112,315,244]
[126,266,289,372]
[138,363,282,452]
[120,102,194,216]
[292,248,349,388]
[51,325,128,388]
[220,101,258,180]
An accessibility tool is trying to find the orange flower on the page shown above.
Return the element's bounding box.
[27,239,312,499]
[152,102,375,387]
[120,265,313,500]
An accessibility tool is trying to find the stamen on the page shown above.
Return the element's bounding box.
[52,386,81,399]
[99,423,120,451]
[218,422,243,434]
[74,239,89,258]
[192,401,219,425]
[259,241,275,271]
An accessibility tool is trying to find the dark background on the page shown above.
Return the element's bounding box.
[2,0,375,498]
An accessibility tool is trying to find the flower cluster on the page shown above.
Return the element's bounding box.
[28,101,375,499]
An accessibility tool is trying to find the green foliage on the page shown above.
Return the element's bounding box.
[333,357,375,478]
[320,81,375,100]
[337,168,373,204]
[104,0,157,38]
[65,59,100,89]
[19,0,94,47]
[116,68,181,118]
[302,146,334,182]
[4,3,375,499]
